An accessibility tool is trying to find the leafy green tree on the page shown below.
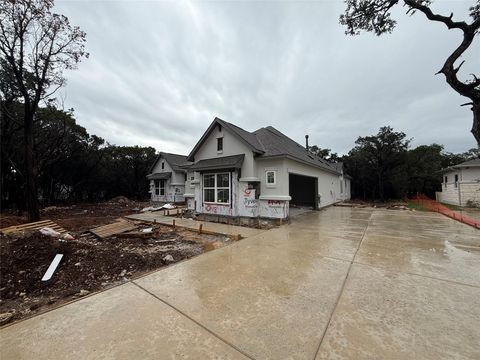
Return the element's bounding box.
[340,0,480,145]
[406,144,444,197]
[344,126,410,200]
[308,145,341,162]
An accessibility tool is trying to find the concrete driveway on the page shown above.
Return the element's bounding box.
[1,207,479,359]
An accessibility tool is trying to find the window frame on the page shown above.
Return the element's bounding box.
[265,170,276,187]
[217,137,223,152]
[155,179,165,196]
[454,174,458,188]
[161,161,165,170]
[203,172,230,204]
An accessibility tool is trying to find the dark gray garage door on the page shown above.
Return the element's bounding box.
[289,173,317,208]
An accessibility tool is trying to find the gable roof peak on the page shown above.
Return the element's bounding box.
[187,117,265,161]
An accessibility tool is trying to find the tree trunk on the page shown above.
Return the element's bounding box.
[472,103,480,146]
[24,106,40,221]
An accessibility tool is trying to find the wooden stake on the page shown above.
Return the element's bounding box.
[173,219,176,229]
[199,224,203,234]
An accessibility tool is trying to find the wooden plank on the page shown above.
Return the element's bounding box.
[89,220,137,239]
[1,220,52,233]
[1,219,67,235]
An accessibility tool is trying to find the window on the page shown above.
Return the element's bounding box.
[217,137,223,152]
[266,171,276,186]
[340,180,344,194]
[161,162,165,170]
[203,172,230,203]
[184,173,187,182]
[455,174,458,188]
[444,176,448,188]
[155,179,165,195]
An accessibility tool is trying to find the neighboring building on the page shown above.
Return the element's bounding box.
[147,152,191,203]
[436,158,480,207]
[183,117,351,220]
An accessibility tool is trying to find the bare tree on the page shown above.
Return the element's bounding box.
[0,0,88,220]
[340,0,480,145]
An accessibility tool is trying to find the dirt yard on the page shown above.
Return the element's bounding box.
[0,199,233,326]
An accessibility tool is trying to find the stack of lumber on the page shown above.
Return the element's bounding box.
[0,219,67,235]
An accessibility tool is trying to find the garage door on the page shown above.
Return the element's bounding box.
[289,173,317,208]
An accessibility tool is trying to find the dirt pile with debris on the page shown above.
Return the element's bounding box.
[1,199,150,232]
[0,223,227,326]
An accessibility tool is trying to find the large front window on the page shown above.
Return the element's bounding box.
[203,172,230,204]
[155,179,165,195]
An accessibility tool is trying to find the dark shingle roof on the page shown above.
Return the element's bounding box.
[456,158,480,167]
[441,158,480,173]
[253,127,341,175]
[186,117,341,175]
[188,154,245,171]
[149,152,190,173]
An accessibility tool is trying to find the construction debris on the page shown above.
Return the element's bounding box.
[163,254,174,262]
[41,254,64,281]
[1,219,67,236]
[89,218,137,239]
[0,201,235,326]
[141,203,176,212]
[39,227,61,237]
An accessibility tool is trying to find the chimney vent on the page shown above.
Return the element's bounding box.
[305,135,309,150]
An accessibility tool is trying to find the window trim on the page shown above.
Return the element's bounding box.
[217,137,223,153]
[266,170,276,187]
[203,172,231,204]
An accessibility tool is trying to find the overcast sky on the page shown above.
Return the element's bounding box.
[55,0,479,155]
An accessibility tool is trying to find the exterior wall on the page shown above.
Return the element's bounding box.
[460,182,480,206]
[437,167,480,207]
[149,155,186,203]
[436,185,460,206]
[460,167,480,182]
[199,171,239,217]
[193,125,256,179]
[255,158,289,199]
[283,158,343,208]
[237,180,289,219]
[150,180,185,203]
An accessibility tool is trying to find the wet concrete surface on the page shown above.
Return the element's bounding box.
[0,283,249,360]
[2,207,479,359]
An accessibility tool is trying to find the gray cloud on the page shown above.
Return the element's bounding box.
[55,0,479,155]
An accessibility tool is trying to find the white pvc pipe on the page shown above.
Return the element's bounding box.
[41,254,64,281]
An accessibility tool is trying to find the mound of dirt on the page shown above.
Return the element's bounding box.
[0,229,203,325]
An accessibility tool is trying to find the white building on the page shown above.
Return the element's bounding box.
[147,152,190,203]
[182,117,351,220]
[436,158,480,207]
